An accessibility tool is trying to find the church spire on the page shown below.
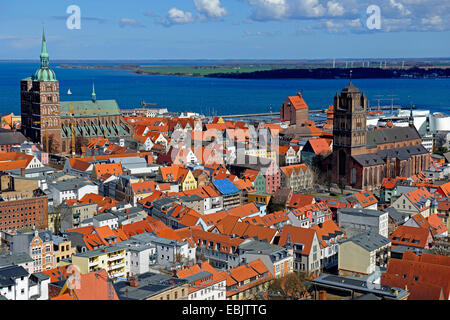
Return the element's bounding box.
[33,25,56,81]
[40,25,49,67]
[91,82,96,102]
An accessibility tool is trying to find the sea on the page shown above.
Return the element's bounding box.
[0,61,449,116]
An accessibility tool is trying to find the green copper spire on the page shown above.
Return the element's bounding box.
[40,26,49,66]
[33,25,56,82]
[91,82,97,102]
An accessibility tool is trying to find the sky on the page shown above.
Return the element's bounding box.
[0,0,450,60]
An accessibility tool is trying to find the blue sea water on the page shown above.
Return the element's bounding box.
[0,62,449,116]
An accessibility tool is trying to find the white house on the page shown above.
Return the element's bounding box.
[338,208,389,239]
[0,266,49,300]
[48,178,98,205]
[93,213,119,230]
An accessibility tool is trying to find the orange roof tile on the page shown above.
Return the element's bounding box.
[307,138,331,154]
[390,225,431,248]
[289,194,315,209]
[93,163,123,177]
[286,93,308,110]
[277,225,317,255]
[71,270,119,300]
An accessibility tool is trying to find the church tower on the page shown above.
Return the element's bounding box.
[20,27,62,153]
[331,80,368,185]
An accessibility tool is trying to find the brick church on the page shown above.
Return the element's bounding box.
[20,28,132,154]
[280,92,309,125]
[323,81,430,190]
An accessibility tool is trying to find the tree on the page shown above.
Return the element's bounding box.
[266,272,312,300]
[433,146,449,156]
[47,134,61,154]
[75,136,89,155]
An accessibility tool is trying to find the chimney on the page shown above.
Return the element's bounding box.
[128,276,139,287]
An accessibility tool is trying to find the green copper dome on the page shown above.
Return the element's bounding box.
[32,27,57,82]
[33,68,57,82]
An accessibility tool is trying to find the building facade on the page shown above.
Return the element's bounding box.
[324,81,430,190]
[20,29,132,155]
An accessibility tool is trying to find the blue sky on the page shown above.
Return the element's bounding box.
[0,0,449,60]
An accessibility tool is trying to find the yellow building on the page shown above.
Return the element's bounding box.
[71,245,127,280]
[248,193,272,206]
[245,148,277,162]
[338,232,391,277]
[54,238,76,267]
[181,170,197,191]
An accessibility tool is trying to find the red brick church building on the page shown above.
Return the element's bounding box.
[323,81,430,190]
[280,92,309,125]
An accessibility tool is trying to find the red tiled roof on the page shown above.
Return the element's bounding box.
[381,258,450,300]
[390,225,431,248]
[289,194,315,209]
[286,94,308,110]
[307,138,331,154]
[72,270,119,300]
[277,225,317,255]
[93,163,123,177]
[353,190,378,208]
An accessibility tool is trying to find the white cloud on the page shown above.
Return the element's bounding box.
[168,8,195,24]
[246,0,288,21]
[421,15,442,25]
[158,8,195,26]
[119,18,145,28]
[244,0,450,32]
[389,0,412,16]
[327,1,345,16]
[244,30,281,36]
[194,0,227,18]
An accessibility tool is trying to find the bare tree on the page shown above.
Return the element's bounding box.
[266,272,312,300]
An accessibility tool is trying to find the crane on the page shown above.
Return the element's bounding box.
[32,120,49,154]
[141,101,156,117]
[69,102,76,156]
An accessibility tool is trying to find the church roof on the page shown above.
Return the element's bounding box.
[366,127,420,148]
[352,154,385,167]
[352,144,428,167]
[60,100,121,118]
[341,81,360,94]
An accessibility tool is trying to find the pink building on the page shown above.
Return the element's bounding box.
[263,161,281,194]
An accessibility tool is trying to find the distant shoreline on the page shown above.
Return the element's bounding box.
[55,64,450,79]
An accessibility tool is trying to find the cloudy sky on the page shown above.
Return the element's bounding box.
[0,0,449,59]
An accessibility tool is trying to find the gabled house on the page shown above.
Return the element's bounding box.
[280,163,314,192]
[276,225,321,275]
[404,213,448,238]
[391,188,434,218]
[311,220,346,270]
